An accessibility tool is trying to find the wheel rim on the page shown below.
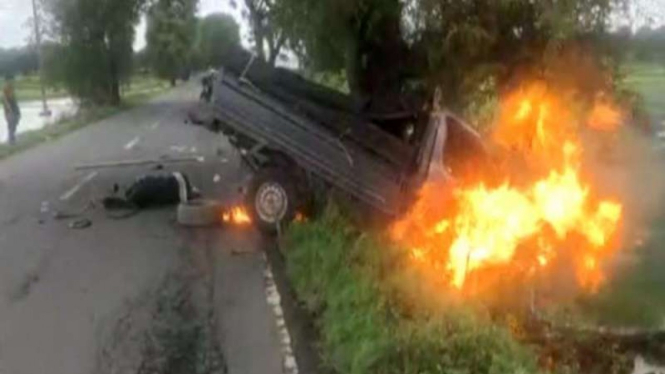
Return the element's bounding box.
[255,182,288,224]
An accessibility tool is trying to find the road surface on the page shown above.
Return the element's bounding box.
[0,83,289,374]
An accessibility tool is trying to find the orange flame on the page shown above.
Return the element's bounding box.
[223,206,252,225]
[391,83,623,293]
[588,97,623,132]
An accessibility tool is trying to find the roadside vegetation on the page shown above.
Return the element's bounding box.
[284,203,654,374]
[284,205,540,374]
[623,62,665,122]
[13,74,67,102]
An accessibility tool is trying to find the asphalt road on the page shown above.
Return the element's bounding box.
[0,83,287,374]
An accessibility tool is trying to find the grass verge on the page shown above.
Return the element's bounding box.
[283,204,539,374]
[623,62,665,121]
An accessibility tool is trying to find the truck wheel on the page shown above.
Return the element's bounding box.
[247,168,297,234]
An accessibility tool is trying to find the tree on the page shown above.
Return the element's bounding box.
[270,0,625,110]
[243,0,286,66]
[273,0,404,105]
[146,0,198,85]
[196,13,240,68]
[44,0,144,105]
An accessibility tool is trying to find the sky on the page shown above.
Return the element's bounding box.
[0,0,250,49]
[0,0,663,49]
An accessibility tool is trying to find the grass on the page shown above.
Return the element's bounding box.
[575,215,665,328]
[622,62,665,122]
[284,204,540,374]
[11,74,170,103]
[0,76,171,160]
[13,75,68,102]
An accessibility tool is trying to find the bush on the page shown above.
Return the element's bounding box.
[284,204,539,374]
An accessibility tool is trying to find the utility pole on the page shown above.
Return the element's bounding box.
[31,0,51,117]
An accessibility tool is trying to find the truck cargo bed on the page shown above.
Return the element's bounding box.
[213,73,406,214]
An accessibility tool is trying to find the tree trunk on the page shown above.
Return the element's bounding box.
[344,36,363,102]
[267,33,286,66]
[170,78,176,87]
[108,52,121,106]
[110,79,121,106]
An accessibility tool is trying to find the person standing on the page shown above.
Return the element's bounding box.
[2,74,21,145]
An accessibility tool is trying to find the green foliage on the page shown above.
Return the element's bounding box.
[284,205,539,374]
[146,0,198,83]
[44,0,144,105]
[271,0,625,110]
[195,13,240,69]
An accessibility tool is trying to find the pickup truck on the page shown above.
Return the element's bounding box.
[209,50,488,233]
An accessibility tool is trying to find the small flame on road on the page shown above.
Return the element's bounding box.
[222,206,252,225]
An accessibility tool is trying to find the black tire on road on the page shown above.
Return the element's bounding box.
[246,167,297,234]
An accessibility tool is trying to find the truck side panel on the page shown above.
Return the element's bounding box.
[213,75,404,215]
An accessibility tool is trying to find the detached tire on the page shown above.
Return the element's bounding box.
[246,167,297,234]
[177,199,221,227]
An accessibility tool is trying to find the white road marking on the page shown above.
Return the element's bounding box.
[59,171,98,201]
[263,255,299,374]
[170,145,187,153]
[124,136,141,150]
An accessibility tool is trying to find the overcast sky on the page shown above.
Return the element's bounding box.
[0,0,249,49]
[0,0,663,49]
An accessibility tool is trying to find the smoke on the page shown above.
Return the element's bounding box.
[583,126,665,252]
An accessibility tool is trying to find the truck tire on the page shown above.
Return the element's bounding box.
[246,167,297,234]
[177,199,221,227]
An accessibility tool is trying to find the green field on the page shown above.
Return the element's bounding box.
[623,62,665,123]
[13,75,67,102]
[11,74,170,102]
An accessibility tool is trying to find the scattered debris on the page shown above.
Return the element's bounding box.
[9,272,40,302]
[75,157,203,171]
[213,174,221,183]
[69,218,92,230]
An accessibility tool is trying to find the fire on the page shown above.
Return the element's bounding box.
[223,206,252,225]
[392,83,623,293]
[588,96,623,132]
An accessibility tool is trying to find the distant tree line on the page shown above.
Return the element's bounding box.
[35,0,239,106]
[0,47,39,77]
[630,26,665,63]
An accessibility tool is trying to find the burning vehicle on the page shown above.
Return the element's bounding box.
[205,47,491,234]
[206,48,631,299]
